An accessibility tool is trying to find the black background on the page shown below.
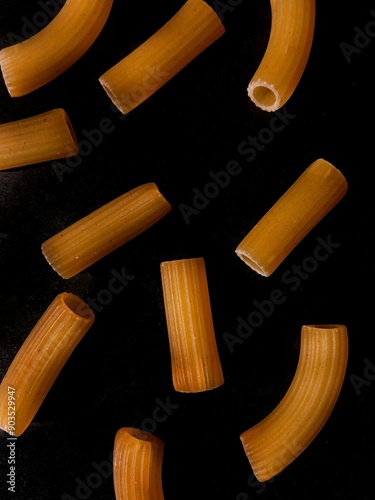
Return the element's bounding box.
[0,1,374,499]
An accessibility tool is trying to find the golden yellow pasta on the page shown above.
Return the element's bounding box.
[240,324,348,482]
[235,158,348,277]
[0,108,78,171]
[113,427,165,500]
[0,0,113,97]
[160,257,224,393]
[0,293,95,437]
[247,0,316,111]
[99,0,225,114]
[42,182,172,279]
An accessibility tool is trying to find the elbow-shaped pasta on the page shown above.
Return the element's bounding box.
[41,182,172,279]
[0,108,78,171]
[160,257,224,393]
[99,0,225,114]
[0,293,95,437]
[0,0,113,97]
[113,427,165,500]
[248,0,316,111]
[240,324,348,482]
[235,158,348,277]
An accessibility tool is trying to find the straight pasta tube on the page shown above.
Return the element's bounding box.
[113,427,165,500]
[42,182,172,279]
[99,0,225,114]
[235,158,348,277]
[0,293,95,437]
[160,257,224,393]
[248,0,316,111]
[0,108,78,171]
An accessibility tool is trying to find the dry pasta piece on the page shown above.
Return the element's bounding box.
[42,182,172,279]
[160,257,224,392]
[0,0,113,97]
[240,324,348,482]
[248,0,316,111]
[0,108,78,171]
[235,158,348,277]
[99,0,225,114]
[0,293,95,437]
[113,427,165,500]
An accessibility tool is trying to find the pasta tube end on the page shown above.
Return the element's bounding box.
[247,80,280,112]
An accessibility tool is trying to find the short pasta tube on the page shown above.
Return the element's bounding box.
[235,158,348,277]
[0,108,78,171]
[113,427,165,500]
[0,0,113,97]
[240,324,348,482]
[0,293,95,437]
[160,257,224,392]
[99,0,225,114]
[42,182,172,279]
[247,0,316,111]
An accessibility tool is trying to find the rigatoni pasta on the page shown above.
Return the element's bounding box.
[42,182,172,279]
[113,427,165,500]
[0,293,95,437]
[0,0,113,97]
[235,158,348,277]
[0,108,78,171]
[240,324,348,482]
[160,257,224,392]
[247,0,316,111]
[99,0,225,114]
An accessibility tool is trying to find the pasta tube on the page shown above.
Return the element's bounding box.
[42,182,172,279]
[240,324,348,482]
[0,293,95,437]
[113,427,164,500]
[160,257,224,393]
[235,158,348,277]
[247,0,316,111]
[0,108,78,171]
[0,0,113,97]
[99,0,225,114]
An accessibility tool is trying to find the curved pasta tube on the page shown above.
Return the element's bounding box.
[248,0,316,111]
[240,324,348,482]
[0,0,113,97]
[0,293,95,437]
[113,427,165,500]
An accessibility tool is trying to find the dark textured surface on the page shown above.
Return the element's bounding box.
[0,1,374,499]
